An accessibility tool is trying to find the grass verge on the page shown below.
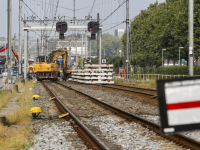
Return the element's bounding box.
[0,80,34,149]
[0,124,32,149]
[15,81,25,91]
[114,79,156,89]
[0,91,16,110]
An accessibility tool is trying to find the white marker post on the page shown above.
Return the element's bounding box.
[157,77,200,134]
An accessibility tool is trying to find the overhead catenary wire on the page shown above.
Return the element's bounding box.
[100,0,126,24]
[102,21,125,33]
[48,0,59,37]
[24,22,42,38]
[32,0,73,11]
[76,0,117,11]
[22,1,46,25]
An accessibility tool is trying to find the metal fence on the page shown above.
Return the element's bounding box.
[113,74,200,84]
[0,76,3,90]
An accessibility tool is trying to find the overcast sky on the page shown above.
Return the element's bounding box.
[0,0,165,38]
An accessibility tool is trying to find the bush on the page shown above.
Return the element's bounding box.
[155,66,200,75]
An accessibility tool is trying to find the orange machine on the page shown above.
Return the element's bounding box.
[33,56,58,81]
[119,67,125,77]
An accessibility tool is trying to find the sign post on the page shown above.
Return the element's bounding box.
[157,77,200,134]
[102,59,106,64]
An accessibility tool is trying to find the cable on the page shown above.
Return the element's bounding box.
[24,5,38,27]
[22,1,46,24]
[89,0,96,17]
[48,0,59,37]
[24,22,42,38]
[33,0,73,11]
[102,21,125,32]
[102,21,124,26]
[76,0,116,11]
[100,0,126,24]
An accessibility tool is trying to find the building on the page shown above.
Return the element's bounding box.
[114,29,125,38]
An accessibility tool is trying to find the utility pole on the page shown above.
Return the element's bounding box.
[69,41,71,67]
[99,28,102,65]
[23,30,27,79]
[19,0,22,77]
[45,33,47,62]
[73,0,76,24]
[7,0,12,83]
[85,30,87,59]
[41,0,44,56]
[126,0,129,76]
[81,34,83,68]
[37,38,39,58]
[90,40,91,62]
[13,33,16,64]
[189,0,194,76]
[27,30,29,75]
[76,31,78,67]
[97,13,99,63]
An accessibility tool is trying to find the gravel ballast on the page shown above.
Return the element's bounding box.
[28,82,88,150]
[66,82,200,143]
[45,82,186,149]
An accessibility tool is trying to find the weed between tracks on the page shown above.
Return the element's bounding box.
[0,80,34,149]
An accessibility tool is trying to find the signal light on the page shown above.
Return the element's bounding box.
[56,22,68,39]
[88,22,99,34]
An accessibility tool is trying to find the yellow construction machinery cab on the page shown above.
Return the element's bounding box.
[33,56,58,81]
[48,48,71,80]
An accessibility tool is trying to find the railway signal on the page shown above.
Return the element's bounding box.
[87,21,99,34]
[88,22,99,40]
[56,22,68,39]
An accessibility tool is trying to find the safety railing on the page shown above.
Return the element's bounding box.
[113,74,200,85]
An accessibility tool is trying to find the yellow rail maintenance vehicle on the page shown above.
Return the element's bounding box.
[48,48,72,80]
[33,56,58,81]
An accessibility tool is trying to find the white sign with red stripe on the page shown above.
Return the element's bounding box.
[165,79,200,126]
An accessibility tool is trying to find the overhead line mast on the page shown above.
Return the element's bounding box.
[189,0,193,76]
[126,0,129,76]
[19,0,22,77]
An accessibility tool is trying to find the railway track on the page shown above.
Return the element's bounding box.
[53,81,200,150]
[101,84,157,98]
[42,81,109,150]
[68,81,157,98]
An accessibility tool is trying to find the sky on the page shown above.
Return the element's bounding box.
[0,0,165,39]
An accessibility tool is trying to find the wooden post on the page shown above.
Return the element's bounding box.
[0,116,6,125]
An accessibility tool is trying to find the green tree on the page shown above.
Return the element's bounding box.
[91,33,122,57]
[122,0,200,68]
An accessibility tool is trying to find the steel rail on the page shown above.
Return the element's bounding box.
[67,81,156,98]
[42,82,109,150]
[56,81,200,150]
[113,84,156,91]
[102,85,156,98]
